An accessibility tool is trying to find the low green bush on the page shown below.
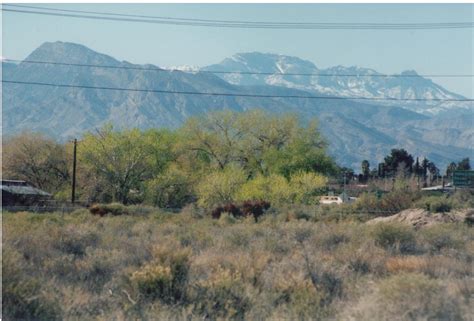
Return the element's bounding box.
[130,245,191,303]
[191,266,250,320]
[372,223,416,254]
[465,210,474,226]
[415,196,452,213]
[451,189,474,208]
[420,224,464,253]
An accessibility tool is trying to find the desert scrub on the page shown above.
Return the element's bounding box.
[143,242,191,302]
[191,265,250,320]
[3,209,473,320]
[340,273,468,321]
[450,189,474,208]
[371,223,417,254]
[52,224,99,257]
[272,277,327,320]
[419,223,466,253]
[3,249,62,320]
[415,195,453,213]
[130,263,173,301]
[385,256,428,274]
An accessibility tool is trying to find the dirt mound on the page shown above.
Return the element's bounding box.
[366,208,473,229]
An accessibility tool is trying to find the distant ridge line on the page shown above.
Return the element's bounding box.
[4,59,473,78]
[4,80,473,102]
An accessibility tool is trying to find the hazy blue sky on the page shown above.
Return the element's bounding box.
[2,3,473,97]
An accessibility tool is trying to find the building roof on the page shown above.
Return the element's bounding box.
[0,180,51,196]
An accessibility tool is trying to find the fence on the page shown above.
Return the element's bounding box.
[2,200,87,213]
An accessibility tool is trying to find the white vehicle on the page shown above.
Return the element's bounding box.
[320,195,344,205]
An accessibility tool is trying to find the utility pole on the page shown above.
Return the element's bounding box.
[71,138,77,204]
[343,171,346,203]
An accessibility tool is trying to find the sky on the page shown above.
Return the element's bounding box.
[2,3,473,97]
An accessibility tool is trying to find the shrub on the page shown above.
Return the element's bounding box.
[372,223,416,254]
[451,189,474,208]
[241,200,271,221]
[130,263,173,301]
[465,210,474,226]
[211,202,241,219]
[3,250,61,320]
[355,189,421,215]
[286,205,315,221]
[353,192,380,213]
[415,196,452,213]
[420,224,464,253]
[89,203,129,216]
[385,256,428,273]
[218,212,238,226]
[336,242,387,275]
[191,266,250,319]
[133,244,191,303]
[341,273,466,321]
[273,278,326,319]
[53,226,99,257]
[211,200,271,221]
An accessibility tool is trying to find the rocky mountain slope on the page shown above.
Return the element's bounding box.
[204,52,472,115]
[3,42,472,170]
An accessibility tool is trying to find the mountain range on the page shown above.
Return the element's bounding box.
[3,41,473,171]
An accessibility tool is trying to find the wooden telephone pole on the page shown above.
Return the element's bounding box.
[71,138,77,204]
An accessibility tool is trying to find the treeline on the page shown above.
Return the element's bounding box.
[3,109,470,208]
[3,110,336,207]
[347,150,470,185]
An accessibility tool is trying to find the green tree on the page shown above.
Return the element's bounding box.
[145,165,194,208]
[79,126,170,204]
[383,149,414,177]
[361,160,370,182]
[446,162,457,178]
[413,157,423,177]
[196,165,247,208]
[263,121,336,178]
[2,132,70,193]
[289,171,327,204]
[180,110,336,178]
[235,174,293,205]
[457,158,471,170]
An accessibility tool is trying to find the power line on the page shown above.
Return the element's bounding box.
[3,80,473,102]
[4,59,473,78]
[5,4,472,28]
[3,6,474,30]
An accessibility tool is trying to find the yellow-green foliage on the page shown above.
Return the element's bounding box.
[290,171,327,204]
[145,164,193,208]
[235,172,327,206]
[235,174,293,205]
[196,165,247,208]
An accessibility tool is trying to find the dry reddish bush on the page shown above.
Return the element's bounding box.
[211,200,271,221]
[385,256,428,274]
